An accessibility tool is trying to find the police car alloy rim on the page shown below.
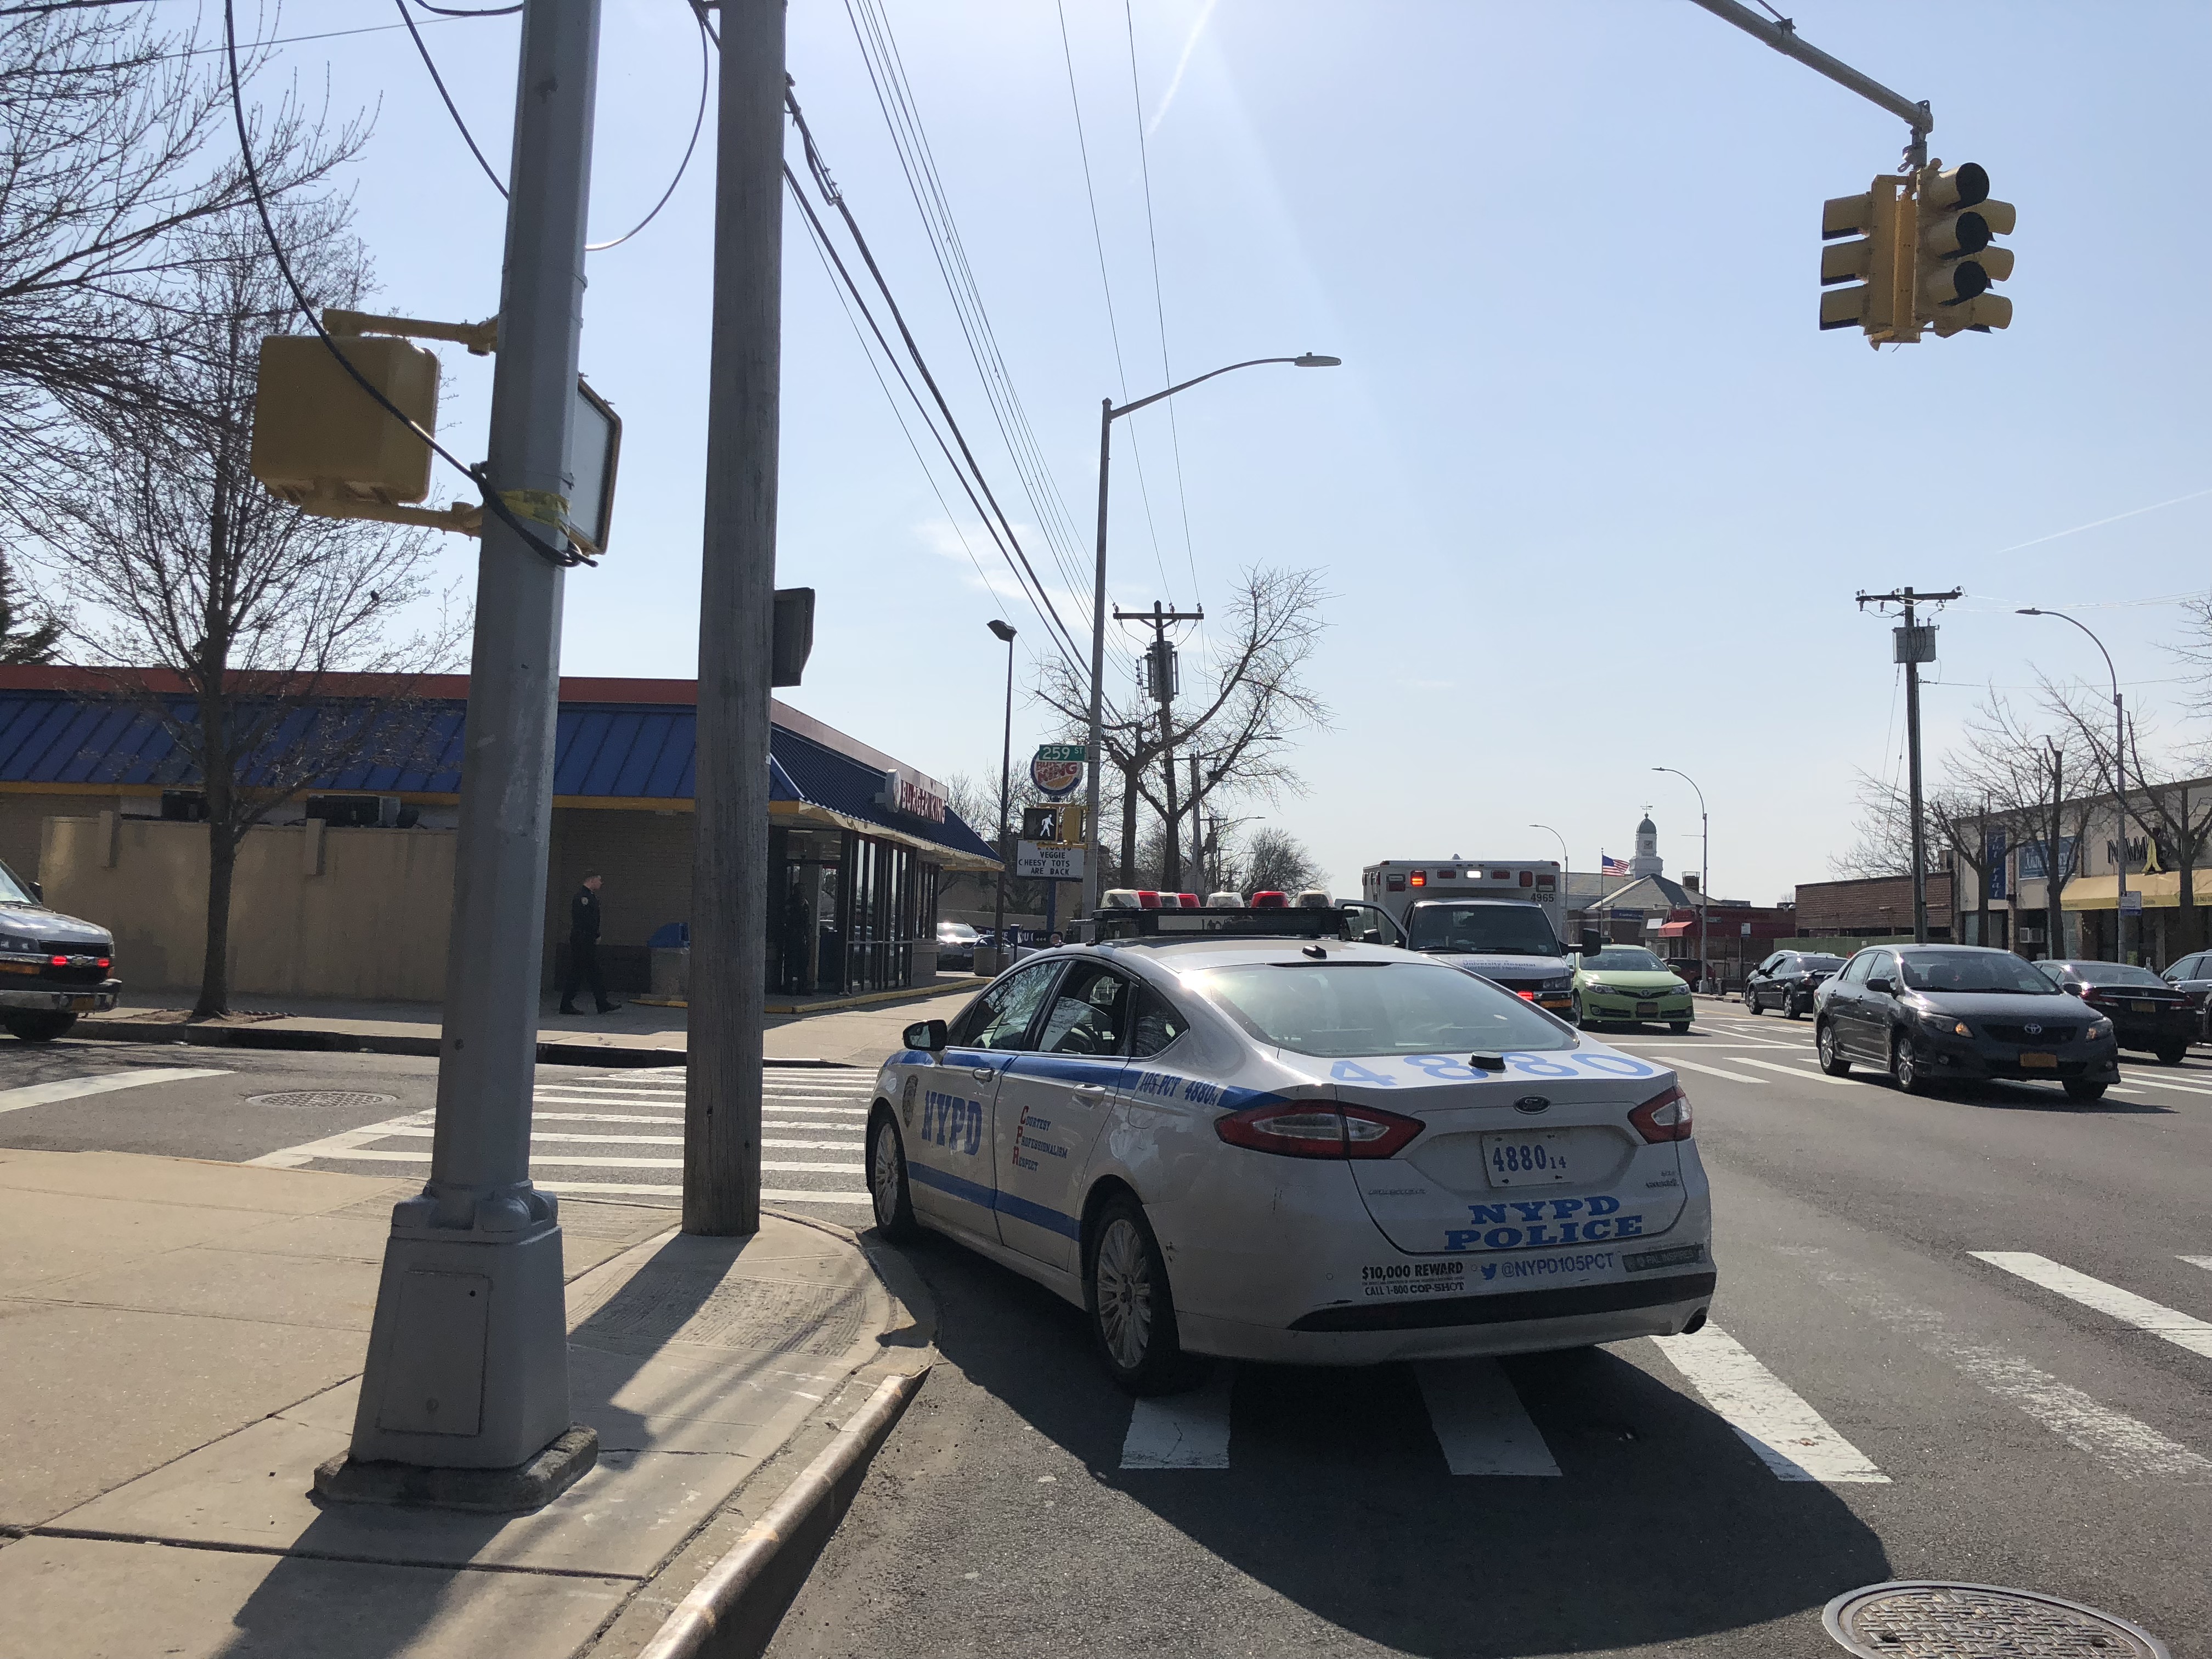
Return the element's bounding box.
[870,1121,902,1224]
[1094,1217,1153,1368]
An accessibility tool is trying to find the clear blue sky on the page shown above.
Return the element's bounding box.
[264,0,2210,904]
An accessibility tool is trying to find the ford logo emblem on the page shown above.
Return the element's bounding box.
[2023,1023,2042,1037]
[1514,1094,1550,1115]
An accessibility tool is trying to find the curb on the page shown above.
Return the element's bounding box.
[69,1019,857,1070]
[634,1367,926,1659]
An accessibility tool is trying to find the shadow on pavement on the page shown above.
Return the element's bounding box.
[905,1231,1891,1658]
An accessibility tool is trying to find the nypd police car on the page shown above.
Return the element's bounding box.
[867,904,1714,1394]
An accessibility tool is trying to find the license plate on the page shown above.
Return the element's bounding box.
[2130,1000,2156,1013]
[1635,1002,1659,1019]
[66,995,91,1011]
[2019,1052,2058,1069]
[1482,1130,1572,1187]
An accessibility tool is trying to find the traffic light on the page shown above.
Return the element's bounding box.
[1915,161,2013,335]
[1819,178,1912,339]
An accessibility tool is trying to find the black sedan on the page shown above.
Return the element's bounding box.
[1742,950,1848,1019]
[2161,949,2212,1041]
[2038,959,2197,1065]
[1814,944,2120,1103]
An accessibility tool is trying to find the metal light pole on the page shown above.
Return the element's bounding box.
[686,0,786,1237]
[2019,608,2130,961]
[1530,822,1573,939]
[1654,769,1709,993]
[1077,352,1340,929]
[343,0,601,1496]
[989,619,1017,968]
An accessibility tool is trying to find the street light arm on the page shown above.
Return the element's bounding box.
[1111,357,1314,420]
[1652,766,1707,817]
[2017,608,2118,700]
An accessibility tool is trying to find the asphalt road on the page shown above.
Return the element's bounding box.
[0,1038,874,1218]
[765,1002,2212,1659]
[9,1014,2209,1656]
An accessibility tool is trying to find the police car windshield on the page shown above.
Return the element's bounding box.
[1899,951,2061,995]
[1404,902,1561,957]
[1192,961,1576,1057]
[1586,947,1664,972]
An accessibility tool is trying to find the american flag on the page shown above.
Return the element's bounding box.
[1601,853,1630,876]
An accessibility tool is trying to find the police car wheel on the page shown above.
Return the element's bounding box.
[867,1109,919,1241]
[1086,1194,1201,1396]
[2,1012,74,1043]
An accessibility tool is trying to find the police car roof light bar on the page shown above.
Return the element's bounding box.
[1091,905,1357,942]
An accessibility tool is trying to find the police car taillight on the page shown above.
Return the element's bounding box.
[1215,1101,1425,1160]
[1627,1085,1692,1143]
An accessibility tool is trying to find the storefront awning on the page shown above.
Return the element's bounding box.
[2059,872,2212,911]
[1657,919,1695,938]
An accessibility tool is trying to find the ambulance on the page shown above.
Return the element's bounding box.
[1357,860,1588,1015]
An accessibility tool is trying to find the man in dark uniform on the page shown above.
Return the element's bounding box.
[560,871,621,1015]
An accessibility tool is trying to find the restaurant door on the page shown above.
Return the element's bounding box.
[773,827,845,996]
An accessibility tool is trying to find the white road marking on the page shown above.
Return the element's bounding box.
[1413,1359,1560,1476]
[362,1128,862,1150]
[1649,1324,1888,1483]
[249,1110,434,1167]
[2109,1074,2212,1098]
[1972,1252,2212,1361]
[538,1181,871,1204]
[1121,1367,1234,1470]
[297,1150,861,1172]
[0,1066,230,1116]
[1663,1057,1769,1086]
[1731,1056,1857,1088]
[2182,1256,2212,1274]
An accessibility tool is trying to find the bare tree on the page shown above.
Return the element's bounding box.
[1830,769,1914,879]
[0,557,59,663]
[1232,825,1323,896]
[0,6,362,529]
[37,210,464,1018]
[1035,567,1330,889]
[2039,678,2212,960]
[1942,696,2098,958]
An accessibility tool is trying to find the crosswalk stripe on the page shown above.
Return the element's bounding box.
[1650,1324,1888,1483]
[1413,1359,1560,1476]
[2111,1074,2212,1098]
[1733,1056,1855,1088]
[296,1149,861,1172]
[247,1110,432,1167]
[2182,1256,2212,1274]
[0,1067,231,1116]
[1666,1057,1769,1086]
[1121,1368,1233,1470]
[538,1181,872,1205]
[1949,1339,2212,1480]
[1972,1252,2212,1359]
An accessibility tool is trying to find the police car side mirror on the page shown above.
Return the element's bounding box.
[904,1018,948,1051]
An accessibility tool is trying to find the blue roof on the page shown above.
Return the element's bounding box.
[0,690,995,864]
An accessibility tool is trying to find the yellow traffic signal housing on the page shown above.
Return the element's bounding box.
[1914,162,2013,336]
[250,333,439,507]
[1820,178,1916,341]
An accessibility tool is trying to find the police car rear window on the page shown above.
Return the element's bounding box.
[1191,962,1575,1058]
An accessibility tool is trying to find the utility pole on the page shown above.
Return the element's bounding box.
[340,0,602,1501]
[688,0,785,1236]
[1116,600,1202,890]
[989,619,1017,968]
[1188,754,1205,890]
[1858,587,1962,945]
[1979,791,1990,947]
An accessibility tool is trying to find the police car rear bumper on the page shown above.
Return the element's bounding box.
[1176,1273,1715,1365]
[0,983,117,1013]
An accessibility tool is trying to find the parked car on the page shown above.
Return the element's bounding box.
[0,857,117,1041]
[2037,959,2197,1064]
[1571,945,1694,1033]
[1664,956,1706,988]
[2161,950,2212,1041]
[1742,951,1848,1019]
[935,921,979,970]
[1813,944,2120,1102]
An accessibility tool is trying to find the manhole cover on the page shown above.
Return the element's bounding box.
[247,1090,399,1110]
[1825,1582,2169,1659]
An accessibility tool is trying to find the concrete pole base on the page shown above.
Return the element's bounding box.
[348,1192,577,1470]
[315,1425,597,1514]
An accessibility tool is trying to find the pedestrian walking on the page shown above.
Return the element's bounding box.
[560,871,622,1015]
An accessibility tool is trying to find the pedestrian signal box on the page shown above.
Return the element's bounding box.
[250,333,439,507]
[1022,804,1085,847]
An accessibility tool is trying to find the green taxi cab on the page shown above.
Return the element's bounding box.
[1572,945,1695,1032]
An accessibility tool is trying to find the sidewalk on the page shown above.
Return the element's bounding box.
[0,1148,932,1659]
[76,977,986,1069]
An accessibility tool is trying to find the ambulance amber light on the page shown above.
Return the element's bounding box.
[1408,872,1426,887]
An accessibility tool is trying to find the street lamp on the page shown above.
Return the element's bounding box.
[1652,768,1709,993]
[1078,353,1341,926]
[1530,821,1572,935]
[2019,607,2131,962]
[988,619,1017,968]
